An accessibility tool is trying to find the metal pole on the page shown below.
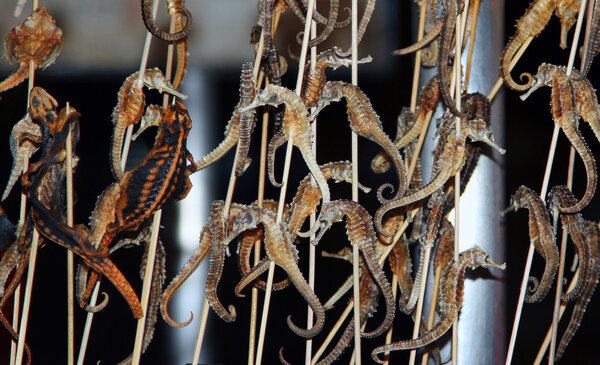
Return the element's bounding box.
[417,1,506,363]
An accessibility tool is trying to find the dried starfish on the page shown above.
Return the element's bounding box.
[111,68,187,180]
[314,81,407,203]
[0,7,63,95]
[502,185,558,302]
[555,219,600,360]
[374,115,505,236]
[313,200,395,338]
[548,185,592,301]
[371,245,505,363]
[521,64,596,213]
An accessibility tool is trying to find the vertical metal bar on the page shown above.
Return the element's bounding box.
[417,1,506,363]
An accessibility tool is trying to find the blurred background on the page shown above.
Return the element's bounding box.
[0,0,598,364]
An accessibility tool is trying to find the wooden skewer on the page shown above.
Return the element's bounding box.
[464,0,481,91]
[533,267,580,365]
[350,0,362,362]
[305,13,318,364]
[488,37,534,101]
[421,267,442,364]
[14,3,39,363]
[408,247,432,365]
[506,1,587,362]
[66,102,75,365]
[254,1,317,363]
[77,0,161,363]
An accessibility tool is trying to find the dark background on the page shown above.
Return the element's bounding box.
[0,1,599,364]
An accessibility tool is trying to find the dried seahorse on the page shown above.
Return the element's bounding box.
[548,185,592,301]
[374,115,505,236]
[335,0,377,57]
[399,189,446,314]
[392,22,442,57]
[111,68,187,180]
[289,161,370,239]
[370,76,440,174]
[284,0,351,29]
[555,0,581,49]
[193,63,255,173]
[242,85,330,208]
[301,47,371,109]
[521,64,596,213]
[437,0,466,118]
[166,0,189,90]
[0,7,63,95]
[555,219,600,360]
[232,204,325,338]
[576,0,600,77]
[501,0,558,91]
[116,237,166,365]
[571,71,600,145]
[2,113,42,201]
[236,200,291,292]
[294,0,341,48]
[141,0,191,42]
[502,185,558,302]
[132,105,163,141]
[234,62,257,176]
[314,81,407,203]
[313,200,394,338]
[371,245,505,363]
[161,225,210,327]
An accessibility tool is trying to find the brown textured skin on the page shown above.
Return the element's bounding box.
[194,64,255,172]
[248,85,330,206]
[548,185,592,301]
[434,219,455,272]
[370,76,440,174]
[576,0,599,77]
[504,185,558,302]
[335,0,376,57]
[392,21,442,56]
[141,0,191,42]
[437,0,466,118]
[1,7,63,95]
[294,0,341,47]
[284,0,351,28]
[2,113,41,201]
[501,0,557,91]
[301,47,352,109]
[234,62,257,176]
[572,72,600,146]
[111,68,184,180]
[524,64,596,213]
[166,0,189,90]
[371,245,505,363]
[555,0,581,49]
[229,204,325,338]
[556,219,600,360]
[161,226,210,327]
[315,200,395,338]
[317,81,407,203]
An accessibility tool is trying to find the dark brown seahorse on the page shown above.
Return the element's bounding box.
[141,0,192,42]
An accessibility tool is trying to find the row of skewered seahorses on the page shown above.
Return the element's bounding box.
[0,0,598,363]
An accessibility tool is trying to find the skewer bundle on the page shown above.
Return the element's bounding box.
[0,0,598,364]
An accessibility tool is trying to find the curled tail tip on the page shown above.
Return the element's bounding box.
[376,183,395,204]
[287,314,321,338]
[164,310,193,328]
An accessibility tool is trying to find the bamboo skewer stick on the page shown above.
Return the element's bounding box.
[66,102,75,365]
[408,247,432,365]
[350,0,361,362]
[533,267,581,365]
[249,109,270,365]
[487,37,533,101]
[383,3,428,360]
[14,4,39,364]
[421,267,442,364]
[305,14,318,364]
[464,0,481,91]
[77,1,161,363]
[254,1,316,363]
[506,1,587,362]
